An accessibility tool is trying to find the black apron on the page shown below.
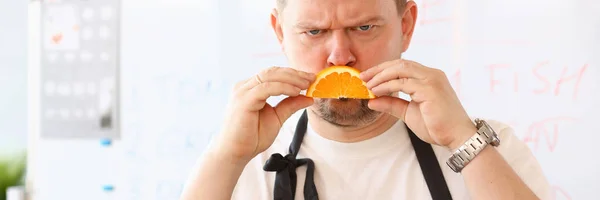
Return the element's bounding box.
[263,110,453,200]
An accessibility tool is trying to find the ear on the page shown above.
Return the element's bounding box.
[271,9,284,46]
[400,1,418,53]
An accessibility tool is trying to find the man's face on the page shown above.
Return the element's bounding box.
[271,0,416,127]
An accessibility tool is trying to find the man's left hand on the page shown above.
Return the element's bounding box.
[360,59,476,151]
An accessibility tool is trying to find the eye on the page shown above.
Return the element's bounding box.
[356,25,373,31]
[307,30,322,35]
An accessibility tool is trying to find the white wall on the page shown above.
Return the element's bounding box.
[0,0,28,151]
[20,0,600,199]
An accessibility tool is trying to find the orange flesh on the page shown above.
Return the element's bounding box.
[306,66,376,99]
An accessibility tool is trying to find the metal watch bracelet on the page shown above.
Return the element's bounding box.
[446,119,499,173]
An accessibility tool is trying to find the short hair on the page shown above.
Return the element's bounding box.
[276,0,408,13]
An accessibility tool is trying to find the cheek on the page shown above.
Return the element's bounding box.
[387,40,402,57]
[353,30,403,69]
[379,34,403,60]
[355,40,395,70]
[284,39,328,74]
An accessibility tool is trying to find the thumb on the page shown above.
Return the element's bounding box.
[368,96,409,121]
[274,95,314,123]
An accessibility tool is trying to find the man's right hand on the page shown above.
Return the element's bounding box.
[211,66,316,163]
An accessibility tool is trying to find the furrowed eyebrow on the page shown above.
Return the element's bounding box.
[349,15,386,27]
[294,22,328,30]
[293,15,385,30]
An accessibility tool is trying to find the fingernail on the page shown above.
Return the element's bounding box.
[370,86,383,96]
[366,81,374,89]
[367,99,376,109]
[359,74,367,81]
[308,73,316,81]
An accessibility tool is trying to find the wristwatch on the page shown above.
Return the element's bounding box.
[446,118,501,173]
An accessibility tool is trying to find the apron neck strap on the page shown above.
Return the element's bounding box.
[263,110,318,200]
[407,125,453,200]
[288,109,309,157]
[263,109,452,200]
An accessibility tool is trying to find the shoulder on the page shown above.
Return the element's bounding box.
[231,110,305,199]
[481,119,538,166]
[479,118,553,200]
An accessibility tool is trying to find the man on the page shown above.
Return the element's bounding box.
[180,0,552,199]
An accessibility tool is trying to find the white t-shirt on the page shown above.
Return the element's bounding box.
[231,110,553,200]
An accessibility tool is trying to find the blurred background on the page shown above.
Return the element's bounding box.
[1,0,599,200]
[1,0,28,199]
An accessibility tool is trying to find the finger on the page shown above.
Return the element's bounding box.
[370,78,420,97]
[365,60,430,90]
[368,96,409,121]
[359,59,401,82]
[273,95,314,126]
[292,68,317,82]
[265,67,315,85]
[246,82,302,110]
[243,67,315,90]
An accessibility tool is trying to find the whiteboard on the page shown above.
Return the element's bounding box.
[27,0,600,200]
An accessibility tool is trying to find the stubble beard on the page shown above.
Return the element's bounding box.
[313,98,381,127]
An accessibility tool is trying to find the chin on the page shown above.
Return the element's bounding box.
[312,98,381,127]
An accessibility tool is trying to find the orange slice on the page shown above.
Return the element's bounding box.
[306,66,376,99]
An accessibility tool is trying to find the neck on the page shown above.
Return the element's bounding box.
[306,108,398,143]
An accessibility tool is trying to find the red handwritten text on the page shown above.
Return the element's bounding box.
[487,61,589,100]
[552,185,572,200]
[487,64,511,93]
[521,116,577,152]
[554,64,588,99]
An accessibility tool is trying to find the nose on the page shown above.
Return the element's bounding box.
[327,32,356,67]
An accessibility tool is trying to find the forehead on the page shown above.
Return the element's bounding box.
[282,0,398,27]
